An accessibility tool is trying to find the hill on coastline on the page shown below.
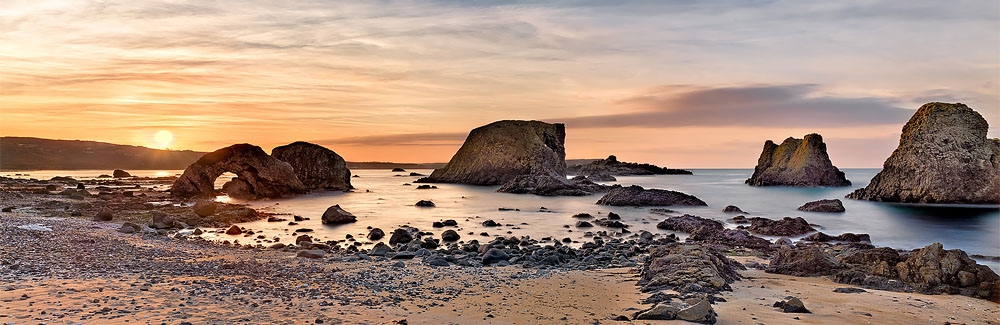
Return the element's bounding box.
[0,137,449,171]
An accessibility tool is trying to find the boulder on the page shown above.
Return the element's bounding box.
[297,250,325,259]
[192,200,217,217]
[367,228,385,241]
[746,217,815,236]
[722,205,744,213]
[416,120,568,185]
[172,144,306,199]
[766,246,841,277]
[847,103,1000,203]
[797,199,845,212]
[482,248,510,265]
[596,185,707,206]
[321,204,357,224]
[388,227,415,245]
[369,242,391,256]
[112,169,131,178]
[441,230,461,242]
[415,200,435,207]
[225,225,242,235]
[94,209,113,221]
[657,214,772,251]
[271,141,353,190]
[639,243,743,293]
[568,155,692,176]
[894,243,999,299]
[775,297,810,313]
[745,133,851,187]
[802,232,871,243]
[117,222,142,234]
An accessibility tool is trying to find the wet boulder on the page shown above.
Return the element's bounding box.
[272,141,353,191]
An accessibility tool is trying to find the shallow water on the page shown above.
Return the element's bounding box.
[9,168,999,271]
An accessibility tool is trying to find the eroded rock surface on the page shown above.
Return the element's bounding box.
[172,144,306,199]
[746,133,850,187]
[272,141,352,191]
[639,243,743,294]
[597,185,706,206]
[848,103,1000,203]
[797,199,845,212]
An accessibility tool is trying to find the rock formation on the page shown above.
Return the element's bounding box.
[847,102,1000,204]
[745,133,850,187]
[271,141,352,191]
[496,175,605,196]
[596,185,707,206]
[417,120,568,185]
[639,243,743,294]
[797,199,845,212]
[567,155,692,176]
[321,204,357,224]
[171,144,306,199]
[112,169,131,178]
[744,216,815,237]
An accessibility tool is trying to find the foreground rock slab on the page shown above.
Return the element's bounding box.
[848,102,1000,204]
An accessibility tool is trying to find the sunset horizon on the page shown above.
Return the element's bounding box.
[2,1,997,168]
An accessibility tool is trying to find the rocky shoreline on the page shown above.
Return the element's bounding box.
[1,174,998,323]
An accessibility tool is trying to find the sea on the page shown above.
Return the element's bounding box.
[7,168,999,271]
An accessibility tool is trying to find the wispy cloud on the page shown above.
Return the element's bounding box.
[314,132,468,147]
[559,85,915,128]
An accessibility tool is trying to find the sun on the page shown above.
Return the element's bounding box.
[153,130,174,149]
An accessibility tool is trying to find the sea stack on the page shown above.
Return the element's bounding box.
[418,120,567,185]
[745,133,850,187]
[272,141,353,191]
[848,102,1000,204]
[171,144,306,199]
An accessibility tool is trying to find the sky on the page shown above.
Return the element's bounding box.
[1,0,997,168]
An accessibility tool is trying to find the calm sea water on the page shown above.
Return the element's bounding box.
[8,169,999,270]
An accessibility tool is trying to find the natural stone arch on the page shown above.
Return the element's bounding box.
[171,144,306,199]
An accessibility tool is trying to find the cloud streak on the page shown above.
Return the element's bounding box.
[559,85,915,128]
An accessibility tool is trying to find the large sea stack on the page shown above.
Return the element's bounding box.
[745,133,850,187]
[272,141,352,191]
[418,120,567,185]
[172,144,306,199]
[848,103,1000,203]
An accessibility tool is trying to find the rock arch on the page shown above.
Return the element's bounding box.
[171,144,306,199]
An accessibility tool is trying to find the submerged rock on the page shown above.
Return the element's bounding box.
[847,103,1000,204]
[172,144,306,199]
[745,133,850,187]
[596,185,707,206]
[272,141,353,191]
[797,199,845,212]
[418,120,568,185]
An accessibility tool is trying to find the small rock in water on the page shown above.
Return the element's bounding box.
[833,287,867,294]
[225,225,242,235]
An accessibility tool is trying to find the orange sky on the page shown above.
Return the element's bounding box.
[1,1,997,167]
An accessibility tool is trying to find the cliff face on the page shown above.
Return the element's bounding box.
[272,141,352,190]
[848,102,1000,204]
[171,144,306,199]
[418,120,567,185]
[745,133,850,187]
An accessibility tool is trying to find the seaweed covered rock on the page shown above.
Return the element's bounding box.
[746,133,850,187]
[848,103,1000,204]
[417,120,568,185]
[172,144,306,199]
[272,141,352,191]
[596,185,706,206]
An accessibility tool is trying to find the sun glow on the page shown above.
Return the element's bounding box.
[153,130,174,149]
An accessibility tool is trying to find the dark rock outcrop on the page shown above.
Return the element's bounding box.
[418,120,568,185]
[802,232,871,243]
[797,199,845,212]
[192,200,217,217]
[745,217,815,237]
[112,169,131,178]
[568,155,692,176]
[172,144,306,199]
[766,246,841,277]
[596,185,706,206]
[638,243,743,294]
[367,228,385,241]
[271,141,352,191]
[321,204,357,224]
[722,205,744,213]
[847,103,1000,204]
[745,133,850,187]
[496,175,606,196]
[656,214,773,251]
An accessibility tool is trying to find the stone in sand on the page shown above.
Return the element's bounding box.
[271,141,353,191]
[321,204,357,224]
[482,248,510,265]
[297,250,325,259]
[639,243,743,294]
[192,200,217,217]
[172,144,306,199]
[745,133,850,187]
[797,199,845,212]
[94,209,113,221]
[225,225,242,235]
[848,102,1000,204]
